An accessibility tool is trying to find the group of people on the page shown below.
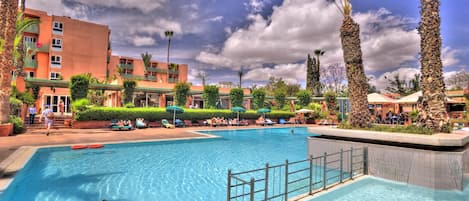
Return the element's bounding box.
[27,101,66,136]
[374,111,409,125]
[205,117,248,126]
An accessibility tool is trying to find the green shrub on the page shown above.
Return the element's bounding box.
[230,88,244,107]
[338,122,434,135]
[19,92,35,105]
[203,85,219,109]
[9,97,22,116]
[296,90,311,107]
[123,80,137,104]
[71,98,90,112]
[252,89,266,109]
[124,102,135,108]
[75,107,295,122]
[323,91,337,113]
[69,74,90,101]
[175,82,191,107]
[408,110,418,122]
[9,116,25,134]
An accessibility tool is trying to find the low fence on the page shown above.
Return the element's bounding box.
[227,147,368,201]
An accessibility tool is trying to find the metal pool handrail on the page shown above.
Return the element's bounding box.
[227,147,368,201]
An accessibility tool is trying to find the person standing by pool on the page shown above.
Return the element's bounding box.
[39,105,54,136]
[28,104,37,125]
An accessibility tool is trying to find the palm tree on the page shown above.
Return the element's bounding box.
[417,0,449,132]
[313,49,325,96]
[164,30,174,65]
[15,0,25,77]
[141,51,152,70]
[238,67,244,88]
[337,0,371,127]
[0,0,19,123]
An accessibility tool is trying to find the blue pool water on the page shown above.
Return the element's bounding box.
[310,176,469,201]
[0,127,316,201]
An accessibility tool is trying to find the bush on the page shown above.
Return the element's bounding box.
[296,90,311,107]
[70,74,90,101]
[252,89,266,109]
[175,82,191,107]
[123,80,137,104]
[338,122,434,135]
[9,97,22,116]
[203,85,219,109]
[323,91,337,113]
[124,102,135,108]
[19,92,35,105]
[75,107,295,122]
[230,88,244,107]
[9,116,25,134]
[71,98,90,112]
[408,110,418,122]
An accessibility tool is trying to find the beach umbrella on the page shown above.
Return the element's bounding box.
[295,109,314,113]
[166,106,184,124]
[257,108,271,118]
[231,106,246,121]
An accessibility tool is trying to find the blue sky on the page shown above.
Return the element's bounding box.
[28,0,468,90]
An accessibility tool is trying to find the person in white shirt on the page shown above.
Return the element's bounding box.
[39,105,54,136]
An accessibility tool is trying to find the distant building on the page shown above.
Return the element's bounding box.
[17,9,251,114]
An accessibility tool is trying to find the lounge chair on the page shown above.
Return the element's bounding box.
[279,118,287,124]
[265,118,276,126]
[111,120,133,130]
[109,119,119,128]
[256,118,266,126]
[162,119,175,129]
[184,120,193,127]
[135,118,148,129]
[175,119,185,128]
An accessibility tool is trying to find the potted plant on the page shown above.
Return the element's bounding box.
[0,122,13,136]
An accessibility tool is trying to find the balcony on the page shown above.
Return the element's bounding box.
[120,73,143,80]
[24,57,37,68]
[168,78,178,83]
[24,24,39,34]
[24,42,49,53]
[145,75,157,81]
[168,69,179,74]
[118,63,134,70]
[146,67,167,73]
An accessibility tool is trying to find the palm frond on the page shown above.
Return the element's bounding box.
[343,0,352,16]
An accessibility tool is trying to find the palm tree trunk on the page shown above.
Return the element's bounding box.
[417,0,449,132]
[15,0,25,77]
[340,16,371,127]
[167,38,171,65]
[0,0,19,123]
[306,54,313,93]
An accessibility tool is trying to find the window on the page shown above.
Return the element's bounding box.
[50,72,61,80]
[52,21,63,34]
[50,55,61,67]
[52,38,62,49]
[24,36,37,43]
[27,72,35,78]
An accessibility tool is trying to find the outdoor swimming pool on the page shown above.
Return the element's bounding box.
[0,127,316,201]
[309,176,469,201]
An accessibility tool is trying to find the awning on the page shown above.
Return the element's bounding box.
[367,93,395,104]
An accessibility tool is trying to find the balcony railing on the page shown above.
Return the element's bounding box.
[168,78,178,83]
[24,24,39,34]
[120,73,142,80]
[118,63,134,70]
[168,69,179,74]
[24,42,49,53]
[146,67,167,73]
[145,75,157,81]
[24,57,37,68]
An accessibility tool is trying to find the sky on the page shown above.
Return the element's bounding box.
[27,0,469,91]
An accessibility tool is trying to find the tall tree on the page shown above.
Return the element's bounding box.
[312,49,325,96]
[337,0,371,127]
[320,63,347,94]
[0,0,19,123]
[417,0,449,132]
[196,71,208,86]
[306,54,314,93]
[164,30,174,65]
[238,67,244,88]
[15,0,25,77]
[141,51,152,69]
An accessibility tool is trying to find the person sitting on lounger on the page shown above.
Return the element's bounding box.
[136,118,147,129]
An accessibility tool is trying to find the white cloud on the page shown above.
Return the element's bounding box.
[73,0,167,13]
[244,63,305,84]
[244,0,268,13]
[196,0,421,73]
[442,46,460,67]
[208,16,224,22]
[368,67,420,91]
[131,36,156,47]
[27,0,89,19]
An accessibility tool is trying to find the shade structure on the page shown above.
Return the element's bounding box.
[231,107,246,121]
[166,106,184,124]
[257,108,271,118]
[295,109,314,113]
[367,93,395,104]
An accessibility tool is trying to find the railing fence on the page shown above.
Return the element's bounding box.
[227,147,368,201]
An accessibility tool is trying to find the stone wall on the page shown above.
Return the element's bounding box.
[307,137,467,190]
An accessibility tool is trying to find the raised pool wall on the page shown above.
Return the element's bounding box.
[307,136,468,190]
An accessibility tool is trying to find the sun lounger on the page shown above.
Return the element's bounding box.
[265,119,276,126]
[111,120,133,130]
[184,120,193,127]
[135,118,148,129]
[162,119,175,129]
[175,119,185,128]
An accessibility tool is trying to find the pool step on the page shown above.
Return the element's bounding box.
[0,147,36,178]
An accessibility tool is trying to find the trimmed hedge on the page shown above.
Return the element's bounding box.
[75,107,295,122]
